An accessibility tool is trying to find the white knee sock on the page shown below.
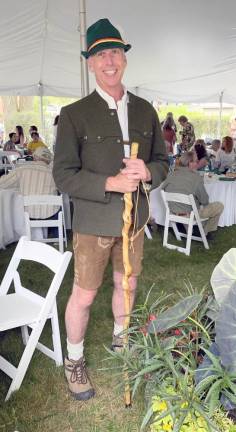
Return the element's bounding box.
[113,322,125,337]
[67,338,84,361]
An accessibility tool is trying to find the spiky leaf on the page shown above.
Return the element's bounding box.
[148,294,202,333]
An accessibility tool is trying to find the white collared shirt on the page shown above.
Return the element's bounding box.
[96,84,129,142]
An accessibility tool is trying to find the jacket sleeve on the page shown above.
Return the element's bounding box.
[53,107,110,203]
[145,108,169,191]
[195,178,209,206]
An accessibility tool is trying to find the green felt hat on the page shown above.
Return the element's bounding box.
[81,18,131,59]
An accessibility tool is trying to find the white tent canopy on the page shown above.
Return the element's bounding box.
[1,0,236,103]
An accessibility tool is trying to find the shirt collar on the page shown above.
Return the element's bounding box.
[95,83,128,109]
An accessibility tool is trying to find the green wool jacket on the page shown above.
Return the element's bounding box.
[53,90,168,236]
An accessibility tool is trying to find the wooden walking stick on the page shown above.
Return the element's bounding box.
[122,141,139,407]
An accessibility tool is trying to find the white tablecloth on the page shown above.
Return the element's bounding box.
[150,176,236,228]
[0,189,26,249]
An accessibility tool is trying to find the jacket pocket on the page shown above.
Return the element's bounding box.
[130,129,154,161]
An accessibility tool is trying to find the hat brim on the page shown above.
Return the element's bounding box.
[81,41,131,59]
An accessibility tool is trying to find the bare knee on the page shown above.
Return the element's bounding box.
[69,284,98,308]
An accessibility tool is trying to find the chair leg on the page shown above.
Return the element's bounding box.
[21,325,30,345]
[145,225,152,240]
[5,323,46,400]
[185,222,193,256]
[50,304,63,366]
[63,220,68,247]
[198,223,209,250]
[58,213,64,253]
[163,221,169,247]
[172,222,182,241]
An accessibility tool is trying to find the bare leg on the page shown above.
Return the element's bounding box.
[112,270,137,325]
[65,284,98,343]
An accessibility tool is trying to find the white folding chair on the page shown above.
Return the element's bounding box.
[145,225,153,240]
[0,236,72,401]
[0,151,16,174]
[23,194,67,253]
[161,190,209,256]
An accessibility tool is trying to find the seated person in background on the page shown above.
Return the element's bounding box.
[162,151,224,238]
[3,132,19,153]
[215,136,235,173]
[207,139,221,158]
[193,139,209,170]
[0,147,59,220]
[28,125,44,142]
[162,116,176,154]
[27,131,47,155]
[15,125,27,148]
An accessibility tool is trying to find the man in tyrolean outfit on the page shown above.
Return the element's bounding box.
[53,18,168,401]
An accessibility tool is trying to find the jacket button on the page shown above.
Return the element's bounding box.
[110,111,115,116]
[117,139,121,143]
[120,197,124,201]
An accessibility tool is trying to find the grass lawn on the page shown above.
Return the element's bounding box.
[0,225,235,432]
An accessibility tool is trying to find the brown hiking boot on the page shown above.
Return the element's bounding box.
[64,357,95,400]
[111,334,126,353]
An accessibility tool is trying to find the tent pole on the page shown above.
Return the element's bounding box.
[217,91,224,139]
[79,0,89,97]
[38,81,45,137]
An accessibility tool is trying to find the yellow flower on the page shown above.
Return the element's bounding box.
[152,399,168,412]
[162,423,172,431]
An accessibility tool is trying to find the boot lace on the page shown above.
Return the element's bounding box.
[70,359,88,384]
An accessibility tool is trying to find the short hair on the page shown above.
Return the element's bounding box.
[178,115,188,123]
[211,139,221,146]
[211,139,221,151]
[179,151,195,167]
[30,125,38,132]
[31,131,39,138]
[9,132,16,139]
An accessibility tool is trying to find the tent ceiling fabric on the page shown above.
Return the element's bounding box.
[1,0,236,102]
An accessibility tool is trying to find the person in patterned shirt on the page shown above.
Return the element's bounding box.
[178,115,195,152]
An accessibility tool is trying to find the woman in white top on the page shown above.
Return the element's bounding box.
[215,136,235,172]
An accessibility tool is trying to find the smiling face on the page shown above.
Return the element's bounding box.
[88,48,127,101]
